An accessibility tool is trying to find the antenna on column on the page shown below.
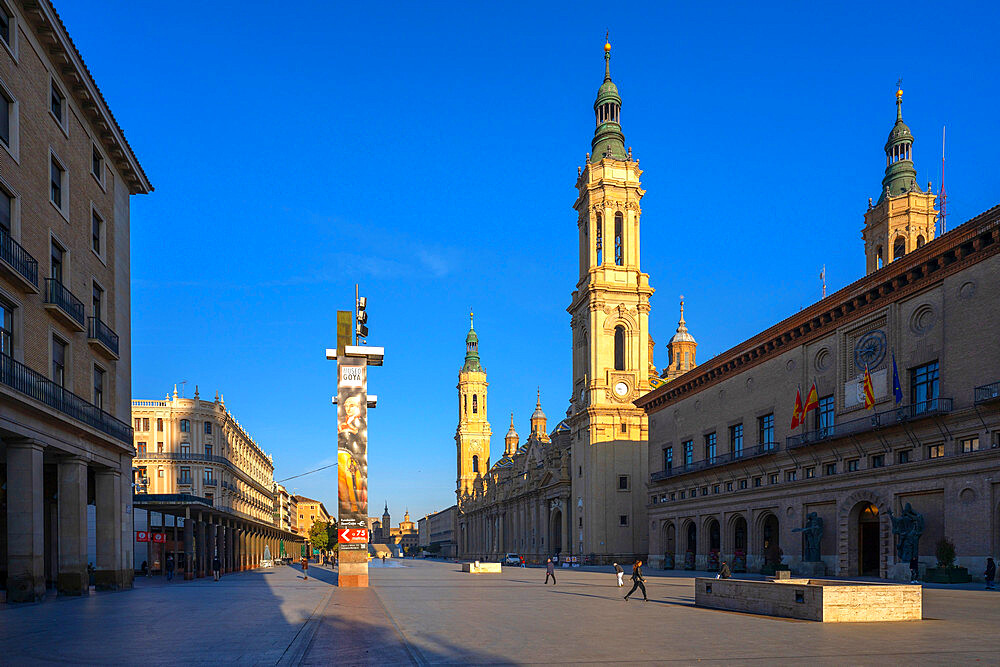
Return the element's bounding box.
[938,126,947,234]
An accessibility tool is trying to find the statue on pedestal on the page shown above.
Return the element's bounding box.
[888,503,924,562]
[793,512,824,562]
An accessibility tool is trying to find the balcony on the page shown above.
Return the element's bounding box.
[87,317,119,359]
[0,228,39,292]
[975,381,1000,405]
[0,352,132,445]
[177,476,193,486]
[43,278,85,331]
[787,399,953,449]
[204,478,217,487]
[650,442,780,482]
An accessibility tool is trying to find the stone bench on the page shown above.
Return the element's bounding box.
[694,577,922,622]
[461,561,502,574]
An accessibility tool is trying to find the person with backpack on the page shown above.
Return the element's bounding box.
[623,560,648,602]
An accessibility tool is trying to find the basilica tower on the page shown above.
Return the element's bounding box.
[455,314,492,500]
[862,86,937,274]
[566,39,653,557]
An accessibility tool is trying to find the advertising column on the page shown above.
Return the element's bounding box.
[337,353,369,586]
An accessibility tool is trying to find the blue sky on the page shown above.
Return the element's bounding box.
[59,1,998,524]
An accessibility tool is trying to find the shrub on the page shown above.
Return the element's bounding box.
[935,537,956,568]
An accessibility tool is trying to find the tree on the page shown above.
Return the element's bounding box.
[309,521,330,552]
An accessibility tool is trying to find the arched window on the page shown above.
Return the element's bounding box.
[472,394,478,414]
[595,214,603,264]
[472,455,479,473]
[614,212,624,266]
[916,234,925,248]
[893,237,906,261]
[614,326,625,371]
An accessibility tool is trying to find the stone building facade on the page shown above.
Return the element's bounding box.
[638,93,1000,579]
[0,0,151,601]
[132,389,303,576]
[456,40,664,564]
[274,484,297,534]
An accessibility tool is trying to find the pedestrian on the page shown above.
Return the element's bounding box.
[212,554,222,581]
[623,560,648,602]
[382,554,386,564]
[985,557,996,591]
[301,556,309,580]
[909,554,919,584]
[614,562,624,587]
[717,560,731,579]
[520,556,526,568]
[545,558,557,585]
[140,560,148,577]
[165,554,175,581]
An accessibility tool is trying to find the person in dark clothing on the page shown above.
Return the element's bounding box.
[165,554,175,581]
[718,560,732,579]
[212,555,222,581]
[985,557,996,591]
[623,560,647,602]
[545,558,557,585]
[909,555,919,583]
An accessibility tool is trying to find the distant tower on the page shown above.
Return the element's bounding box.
[663,297,697,381]
[862,85,937,274]
[530,390,549,442]
[382,502,391,540]
[504,413,519,457]
[456,313,492,499]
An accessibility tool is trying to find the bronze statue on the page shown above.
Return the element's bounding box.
[888,503,924,563]
[793,512,824,562]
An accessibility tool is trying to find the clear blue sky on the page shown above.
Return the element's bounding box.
[59,1,998,524]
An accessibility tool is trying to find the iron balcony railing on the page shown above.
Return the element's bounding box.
[44,278,85,328]
[204,478,217,487]
[0,351,132,444]
[133,493,213,506]
[87,317,119,356]
[177,476,193,485]
[975,381,1000,405]
[0,228,39,288]
[133,451,273,498]
[650,442,780,481]
[786,399,953,449]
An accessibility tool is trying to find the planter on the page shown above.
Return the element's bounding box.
[733,556,746,573]
[924,566,972,583]
[707,551,720,572]
[684,552,696,570]
[663,554,674,570]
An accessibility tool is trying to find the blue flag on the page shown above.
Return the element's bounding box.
[892,352,903,404]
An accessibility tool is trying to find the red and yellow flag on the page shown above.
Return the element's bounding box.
[803,382,819,415]
[790,388,803,429]
[863,365,876,409]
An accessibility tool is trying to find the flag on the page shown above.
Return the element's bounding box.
[863,365,876,409]
[803,382,819,416]
[891,353,903,404]
[790,388,803,429]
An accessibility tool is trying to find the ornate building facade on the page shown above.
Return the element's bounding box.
[456,41,673,563]
[640,90,1000,580]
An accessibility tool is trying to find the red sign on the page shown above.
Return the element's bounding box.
[136,531,150,542]
[338,528,368,544]
[152,533,166,544]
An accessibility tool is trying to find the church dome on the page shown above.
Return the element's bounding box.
[669,297,696,344]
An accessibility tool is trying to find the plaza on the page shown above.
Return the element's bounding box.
[1,559,997,664]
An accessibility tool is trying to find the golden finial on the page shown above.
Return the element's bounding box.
[895,77,903,99]
[604,30,611,53]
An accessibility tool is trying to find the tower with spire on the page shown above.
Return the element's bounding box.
[530,389,549,441]
[862,85,938,275]
[455,312,492,499]
[504,413,519,457]
[663,296,697,381]
[566,37,653,558]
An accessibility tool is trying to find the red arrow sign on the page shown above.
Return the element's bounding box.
[339,529,368,543]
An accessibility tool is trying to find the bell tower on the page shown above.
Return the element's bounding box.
[567,38,652,558]
[862,85,937,274]
[455,313,491,500]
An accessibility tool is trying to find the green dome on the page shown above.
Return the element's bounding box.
[885,119,912,150]
[595,79,621,106]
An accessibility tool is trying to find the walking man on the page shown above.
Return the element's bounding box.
[165,554,175,581]
[301,555,309,581]
[909,554,919,584]
[614,562,624,587]
[212,554,222,581]
[985,557,996,591]
[623,560,648,602]
[545,558,557,585]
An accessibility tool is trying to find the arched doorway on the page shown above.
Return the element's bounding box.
[858,503,880,576]
[707,518,721,570]
[550,510,562,555]
[761,513,780,566]
[685,521,697,568]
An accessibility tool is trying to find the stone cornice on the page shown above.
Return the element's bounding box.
[20,0,152,194]
[636,205,1000,415]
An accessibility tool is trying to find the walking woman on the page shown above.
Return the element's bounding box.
[623,559,648,602]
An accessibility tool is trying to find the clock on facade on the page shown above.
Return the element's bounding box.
[854,329,887,370]
[614,381,629,397]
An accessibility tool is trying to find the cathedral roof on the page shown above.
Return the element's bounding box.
[669,297,696,344]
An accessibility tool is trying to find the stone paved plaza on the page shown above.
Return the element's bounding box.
[1,560,998,665]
